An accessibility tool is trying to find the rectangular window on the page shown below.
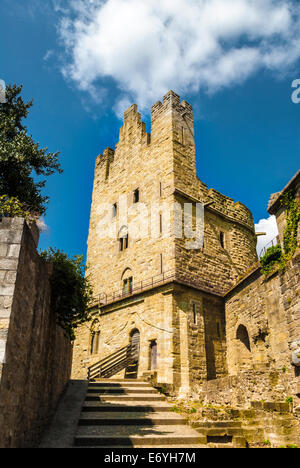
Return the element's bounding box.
[160,253,163,274]
[159,213,162,235]
[133,189,139,203]
[220,232,225,248]
[123,277,133,295]
[159,182,162,197]
[119,234,129,251]
[193,303,197,325]
[112,203,117,218]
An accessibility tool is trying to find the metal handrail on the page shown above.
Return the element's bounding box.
[93,270,176,306]
[259,236,279,258]
[88,343,138,380]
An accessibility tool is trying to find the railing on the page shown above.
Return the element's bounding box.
[90,269,226,309]
[88,344,138,380]
[94,270,176,306]
[259,236,278,258]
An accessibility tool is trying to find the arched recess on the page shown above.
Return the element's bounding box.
[122,267,133,295]
[236,324,251,351]
[235,324,252,370]
[125,329,140,379]
[89,319,101,355]
[118,225,128,251]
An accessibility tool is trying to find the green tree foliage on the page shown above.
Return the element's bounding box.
[281,190,300,257]
[0,84,62,214]
[260,244,283,276]
[40,248,93,340]
[260,190,300,276]
[0,195,33,220]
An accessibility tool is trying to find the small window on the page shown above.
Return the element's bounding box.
[159,213,163,235]
[112,203,117,218]
[133,189,139,203]
[220,232,225,248]
[123,277,133,295]
[119,234,129,251]
[160,253,163,274]
[159,182,162,197]
[192,303,197,325]
[91,331,100,355]
[90,333,95,354]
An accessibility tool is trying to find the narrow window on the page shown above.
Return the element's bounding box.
[119,234,128,251]
[133,189,139,203]
[112,203,117,218]
[160,254,163,274]
[95,331,100,354]
[123,277,133,295]
[159,182,162,197]
[220,231,225,248]
[217,322,221,338]
[193,304,197,325]
[159,213,163,235]
[90,333,95,354]
[149,340,157,370]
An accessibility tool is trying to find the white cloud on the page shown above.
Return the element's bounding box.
[37,217,49,233]
[255,215,279,256]
[57,0,300,113]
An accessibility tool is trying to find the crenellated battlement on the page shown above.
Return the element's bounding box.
[206,188,255,231]
[151,90,194,123]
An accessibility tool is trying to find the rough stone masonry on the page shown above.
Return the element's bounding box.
[0,217,73,448]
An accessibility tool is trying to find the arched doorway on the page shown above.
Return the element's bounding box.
[125,329,140,379]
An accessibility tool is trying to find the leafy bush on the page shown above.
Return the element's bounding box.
[0,194,34,220]
[260,244,283,276]
[281,190,300,257]
[40,248,93,340]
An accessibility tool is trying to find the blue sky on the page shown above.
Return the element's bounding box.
[0,0,299,258]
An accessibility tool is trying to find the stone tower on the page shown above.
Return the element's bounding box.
[72,91,257,394]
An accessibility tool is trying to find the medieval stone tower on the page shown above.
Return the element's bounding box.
[72,90,258,394]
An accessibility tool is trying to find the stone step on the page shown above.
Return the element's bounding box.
[89,382,153,388]
[195,427,243,437]
[85,394,166,402]
[74,425,206,447]
[207,443,233,449]
[79,412,187,426]
[87,387,157,394]
[82,402,173,412]
[92,378,145,383]
[192,421,242,429]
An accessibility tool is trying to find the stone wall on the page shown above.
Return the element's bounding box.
[195,251,300,409]
[0,217,73,448]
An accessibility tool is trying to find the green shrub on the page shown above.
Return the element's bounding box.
[0,195,33,220]
[260,244,283,276]
[263,439,271,446]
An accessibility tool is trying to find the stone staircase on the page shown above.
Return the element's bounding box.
[73,380,299,448]
[74,379,207,448]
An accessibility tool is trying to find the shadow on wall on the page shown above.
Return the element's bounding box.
[0,218,73,448]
